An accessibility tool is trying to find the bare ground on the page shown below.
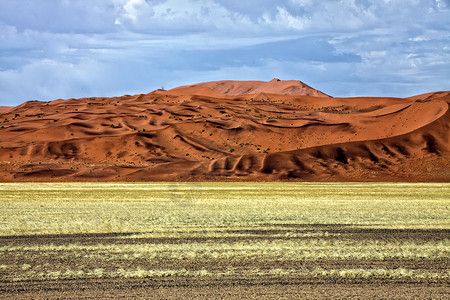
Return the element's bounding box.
[1,277,449,299]
[1,226,448,299]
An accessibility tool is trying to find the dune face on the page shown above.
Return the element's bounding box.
[173,78,331,97]
[0,80,448,182]
[0,106,13,114]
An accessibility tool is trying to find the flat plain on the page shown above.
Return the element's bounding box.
[0,182,449,299]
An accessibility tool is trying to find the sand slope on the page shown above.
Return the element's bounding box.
[0,80,448,181]
[173,78,331,97]
[0,106,13,114]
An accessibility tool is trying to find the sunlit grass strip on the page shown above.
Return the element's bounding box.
[6,267,449,282]
[1,182,449,236]
[2,239,448,260]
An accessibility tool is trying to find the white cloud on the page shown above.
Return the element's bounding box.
[0,0,449,105]
[410,36,430,42]
[274,7,307,30]
[122,0,146,22]
[114,0,255,35]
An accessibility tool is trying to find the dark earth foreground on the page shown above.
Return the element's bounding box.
[1,278,448,299]
[1,228,448,299]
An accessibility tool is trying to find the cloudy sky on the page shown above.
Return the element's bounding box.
[0,0,449,106]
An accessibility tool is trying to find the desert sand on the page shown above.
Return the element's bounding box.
[0,79,448,182]
[0,107,12,114]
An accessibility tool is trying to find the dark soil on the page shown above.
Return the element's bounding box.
[1,226,448,299]
[1,278,449,299]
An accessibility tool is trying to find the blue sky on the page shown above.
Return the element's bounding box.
[0,0,449,105]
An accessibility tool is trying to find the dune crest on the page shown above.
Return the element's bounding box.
[172,79,331,97]
[0,82,448,182]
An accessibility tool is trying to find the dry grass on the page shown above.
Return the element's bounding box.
[6,267,449,282]
[0,182,448,283]
[0,182,449,236]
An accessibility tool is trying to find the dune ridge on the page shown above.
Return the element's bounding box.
[173,78,331,97]
[0,80,448,182]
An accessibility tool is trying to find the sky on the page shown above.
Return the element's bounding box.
[0,0,449,106]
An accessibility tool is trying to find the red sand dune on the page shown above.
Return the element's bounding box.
[0,79,448,182]
[173,79,331,97]
[0,106,13,114]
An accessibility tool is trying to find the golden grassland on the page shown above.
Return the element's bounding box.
[0,182,449,282]
[1,182,449,235]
